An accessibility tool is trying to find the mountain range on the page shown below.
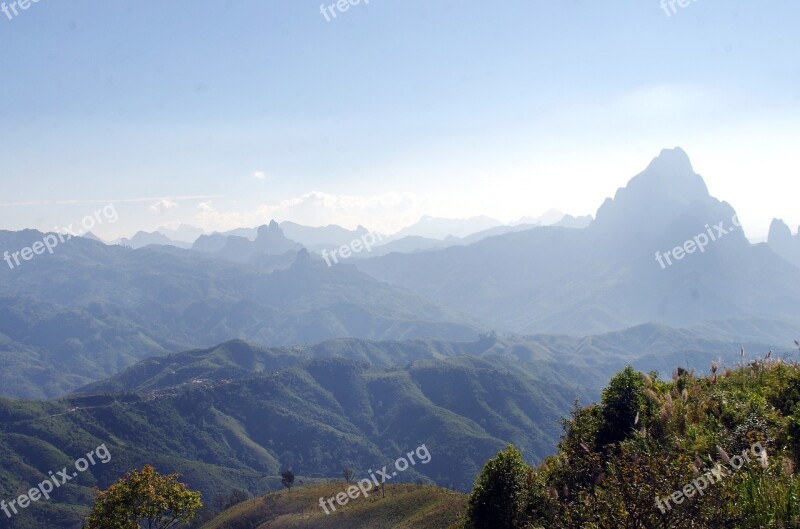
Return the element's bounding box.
[2,148,798,400]
[2,147,799,528]
[356,148,800,336]
[0,326,786,528]
[95,214,591,257]
[0,236,478,398]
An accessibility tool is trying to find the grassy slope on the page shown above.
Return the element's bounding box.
[201,483,467,529]
[470,356,800,528]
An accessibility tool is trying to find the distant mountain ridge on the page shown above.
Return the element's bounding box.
[365,213,593,258]
[387,215,503,241]
[191,221,303,263]
[74,324,785,399]
[117,230,192,249]
[0,233,480,398]
[138,215,591,258]
[768,218,800,267]
[357,148,800,335]
[279,221,370,250]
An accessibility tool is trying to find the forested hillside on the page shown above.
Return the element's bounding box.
[461,353,800,528]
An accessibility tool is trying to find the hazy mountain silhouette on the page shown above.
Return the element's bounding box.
[191,221,303,263]
[555,214,593,228]
[191,232,230,252]
[157,223,207,243]
[514,208,566,226]
[82,231,106,243]
[279,221,370,250]
[768,218,800,267]
[117,230,192,249]
[389,215,503,240]
[357,148,800,336]
[367,221,590,258]
[0,233,479,398]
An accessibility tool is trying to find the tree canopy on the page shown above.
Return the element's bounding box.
[82,465,202,529]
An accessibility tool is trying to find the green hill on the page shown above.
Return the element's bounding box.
[200,483,467,529]
[0,354,579,528]
[1,334,790,528]
[73,326,782,400]
[460,353,800,528]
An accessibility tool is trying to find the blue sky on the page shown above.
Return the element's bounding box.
[1,0,798,239]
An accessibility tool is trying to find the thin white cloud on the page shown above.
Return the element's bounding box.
[0,195,225,207]
[0,201,45,207]
[197,201,215,213]
[150,199,179,214]
[254,171,266,180]
[189,191,429,234]
[193,200,263,231]
[257,191,429,233]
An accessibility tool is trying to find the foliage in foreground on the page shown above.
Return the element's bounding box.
[82,465,202,529]
[465,358,800,528]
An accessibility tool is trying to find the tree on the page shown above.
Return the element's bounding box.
[82,465,202,529]
[342,467,355,484]
[465,445,529,529]
[215,489,250,511]
[598,365,647,446]
[281,470,295,492]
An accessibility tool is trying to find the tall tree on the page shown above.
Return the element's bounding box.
[465,445,529,529]
[598,365,647,446]
[82,465,202,529]
[281,470,295,492]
